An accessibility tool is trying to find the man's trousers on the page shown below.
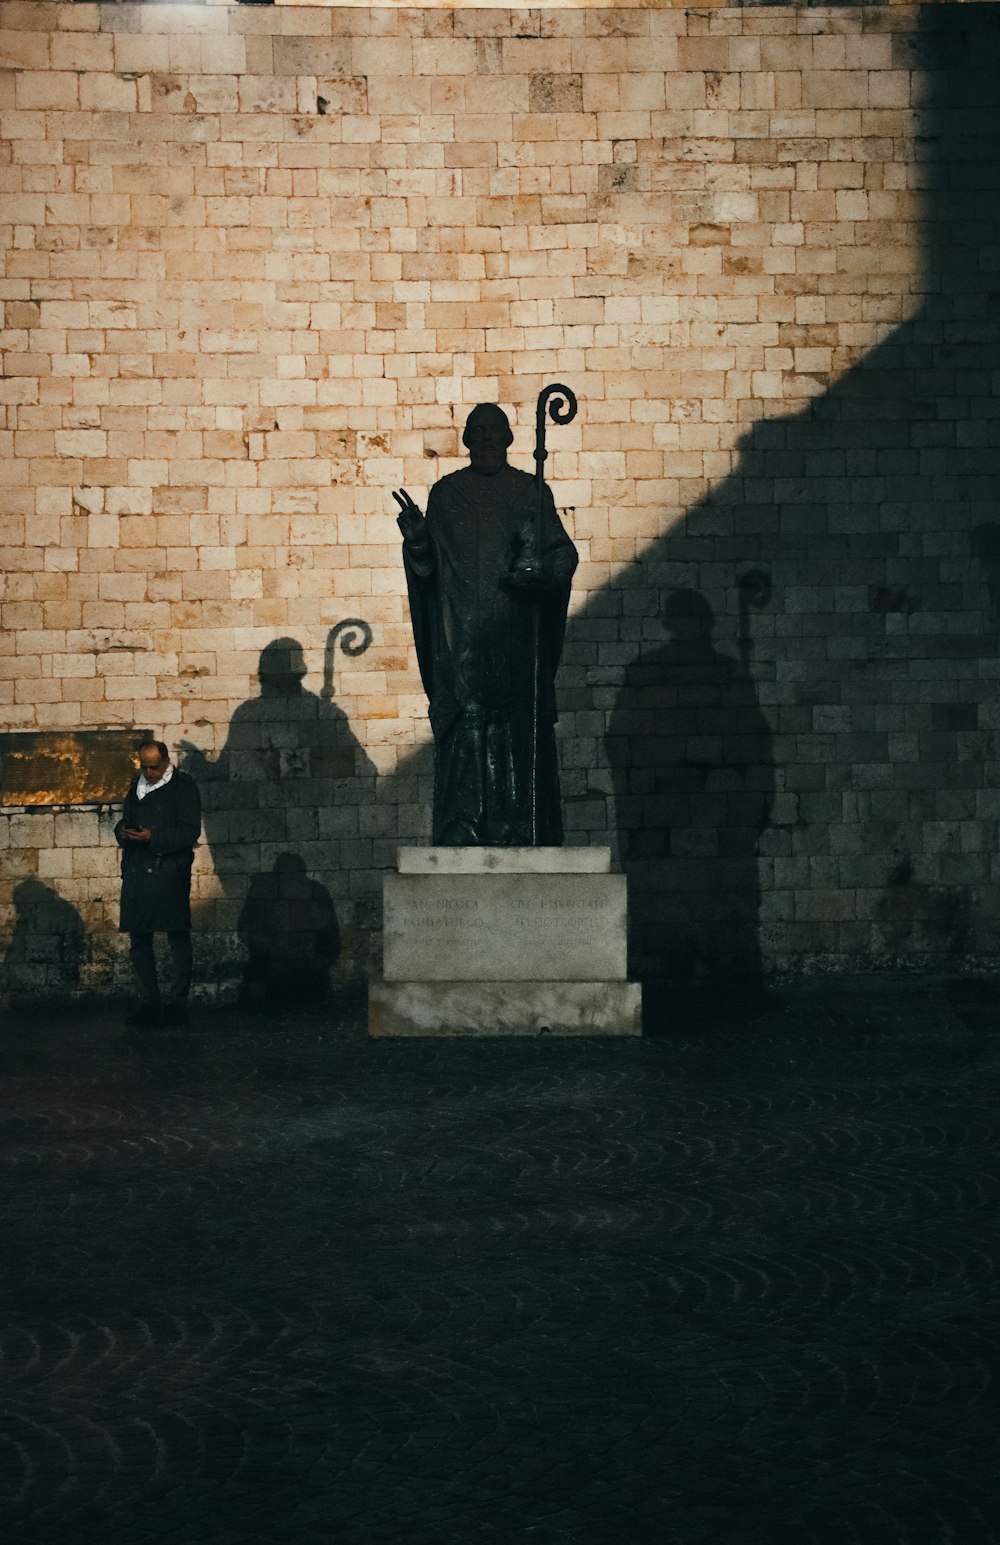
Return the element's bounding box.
[128,931,192,1007]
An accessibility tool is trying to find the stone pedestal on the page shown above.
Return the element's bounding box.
[368,847,641,1037]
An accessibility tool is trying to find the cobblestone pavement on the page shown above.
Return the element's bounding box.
[2,977,998,1545]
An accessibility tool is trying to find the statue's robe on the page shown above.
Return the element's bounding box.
[403,463,578,845]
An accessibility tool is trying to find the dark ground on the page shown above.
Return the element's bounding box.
[1,976,998,1545]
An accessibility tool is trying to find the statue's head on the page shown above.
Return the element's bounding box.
[662,589,715,645]
[463,403,513,477]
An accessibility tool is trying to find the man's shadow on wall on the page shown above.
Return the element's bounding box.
[237,853,340,1008]
[180,635,377,995]
[3,880,84,998]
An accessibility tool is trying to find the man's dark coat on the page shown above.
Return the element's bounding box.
[114,771,202,933]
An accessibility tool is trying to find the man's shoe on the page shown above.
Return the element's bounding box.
[160,1003,189,1026]
[124,1003,160,1028]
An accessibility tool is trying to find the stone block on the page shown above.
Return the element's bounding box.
[529,73,584,114]
[369,980,641,1038]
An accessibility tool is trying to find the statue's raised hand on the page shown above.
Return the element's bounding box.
[393,489,426,543]
[177,738,209,774]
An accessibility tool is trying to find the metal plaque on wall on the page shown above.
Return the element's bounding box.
[0,730,152,808]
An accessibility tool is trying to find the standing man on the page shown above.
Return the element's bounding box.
[115,740,202,1027]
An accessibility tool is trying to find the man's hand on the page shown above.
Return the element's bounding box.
[123,826,151,842]
[393,489,426,543]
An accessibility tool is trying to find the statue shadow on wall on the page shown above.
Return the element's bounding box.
[179,629,376,997]
[555,6,1000,1019]
[2,879,85,998]
[606,590,775,1027]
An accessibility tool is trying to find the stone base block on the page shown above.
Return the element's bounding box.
[368,978,642,1038]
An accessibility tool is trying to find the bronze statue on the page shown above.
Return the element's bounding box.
[394,398,578,846]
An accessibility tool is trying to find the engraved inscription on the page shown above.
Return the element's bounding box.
[408,897,610,929]
[383,872,628,982]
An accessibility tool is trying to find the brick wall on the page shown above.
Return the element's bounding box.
[1,2,997,1001]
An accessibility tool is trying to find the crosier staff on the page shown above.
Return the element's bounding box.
[530,383,578,846]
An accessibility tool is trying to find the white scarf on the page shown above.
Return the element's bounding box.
[136,761,174,801]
